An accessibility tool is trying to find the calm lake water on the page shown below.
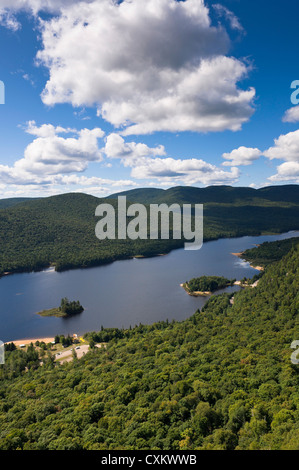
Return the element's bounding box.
[0,231,298,342]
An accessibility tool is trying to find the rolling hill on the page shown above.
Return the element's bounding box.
[0,185,298,276]
[108,184,299,205]
[0,197,36,210]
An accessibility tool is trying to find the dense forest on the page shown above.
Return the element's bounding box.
[182,276,235,294]
[0,239,298,450]
[0,185,298,276]
[242,237,299,267]
[60,298,84,316]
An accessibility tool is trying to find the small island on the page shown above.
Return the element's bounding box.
[37,297,84,318]
[181,276,236,296]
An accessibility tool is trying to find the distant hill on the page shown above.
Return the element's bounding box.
[110,185,299,246]
[108,187,165,204]
[0,185,298,275]
[108,184,299,205]
[0,197,36,209]
[2,184,298,208]
[0,192,183,275]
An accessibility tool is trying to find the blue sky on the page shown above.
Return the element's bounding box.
[0,0,298,198]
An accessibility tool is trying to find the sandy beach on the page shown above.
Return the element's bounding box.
[180,283,211,296]
[5,337,55,346]
[250,265,264,271]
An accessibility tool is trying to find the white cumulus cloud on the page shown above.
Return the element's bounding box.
[222,146,262,166]
[33,0,255,135]
[0,122,105,185]
[263,129,299,162]
[0,0,94,14]
[104,133,166,163]
[126,156,240,186]
[101,132,240,185]
[282,106,299,123]
[268,161,299,183]
[264,129,299,183]
[0,123,242,192]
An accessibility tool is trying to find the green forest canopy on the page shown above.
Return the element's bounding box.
[0,239,298,450]
[183,276,235,293]
[242,237,299,267]
[60,298,84,315]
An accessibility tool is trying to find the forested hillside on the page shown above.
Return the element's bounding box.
[0,193,183,275]
[0,198,34,209]
[242,237,299,267]
[0,241,298,450]
[0,185,298,276]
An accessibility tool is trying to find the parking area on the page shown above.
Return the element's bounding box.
[55,343,105,363]
[55,344,90,363]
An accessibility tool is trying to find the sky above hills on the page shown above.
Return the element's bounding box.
[0,0,299,198]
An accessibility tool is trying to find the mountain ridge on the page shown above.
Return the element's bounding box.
[0,185,298,276]
[1,184,298,209]
[107,184,299,204]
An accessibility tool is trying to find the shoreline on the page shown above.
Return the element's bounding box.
[5,337,55,346]
[0,231,297,280]
[180,276,257,297]
[37,308,67,318]
[231,252,264,271]
[180,283,212,297]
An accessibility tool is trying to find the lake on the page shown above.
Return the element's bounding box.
[0,231,298,342]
